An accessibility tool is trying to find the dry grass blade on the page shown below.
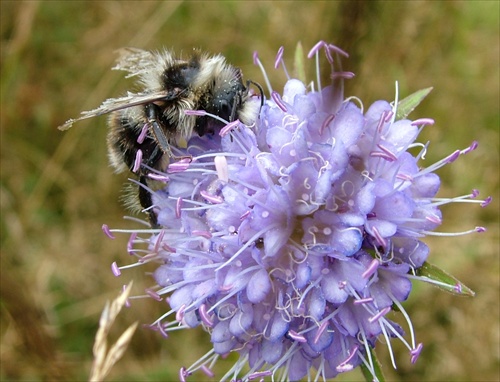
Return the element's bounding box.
[89,283,137,382]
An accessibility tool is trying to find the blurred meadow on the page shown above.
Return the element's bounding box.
[1,1,498,381]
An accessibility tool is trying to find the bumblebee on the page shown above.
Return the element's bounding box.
[59,48,262,226]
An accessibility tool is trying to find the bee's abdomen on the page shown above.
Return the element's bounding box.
[107,111,162,174]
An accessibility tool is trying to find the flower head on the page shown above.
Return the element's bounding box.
[109,42,489,381]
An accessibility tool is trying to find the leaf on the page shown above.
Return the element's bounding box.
[396,87,433,120]
[360,346,386,382]
[416,261,475,297]
[293,41,306,83]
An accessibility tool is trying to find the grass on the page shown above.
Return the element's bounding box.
[1,1,498,381]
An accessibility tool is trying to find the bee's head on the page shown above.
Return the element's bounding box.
[211,70,246,122]
[189,55,262,136]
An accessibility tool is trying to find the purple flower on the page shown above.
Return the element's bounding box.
[109,41,490,381]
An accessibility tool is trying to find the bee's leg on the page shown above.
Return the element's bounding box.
[145,103,172,156]
[229,92,240,122]
[138,175,158,228]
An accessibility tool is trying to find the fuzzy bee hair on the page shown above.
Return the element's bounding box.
[58,48,262,225]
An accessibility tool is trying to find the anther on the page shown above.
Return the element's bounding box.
[362,259,379,279]
[102,224,115,239]
[111,261,121,276]
[137,123,148,144]
[272,91,287,112]
[145,288,162,301]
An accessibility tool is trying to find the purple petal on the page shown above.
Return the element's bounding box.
[307,287,326,320]
[169,285,195,311]
[331,102,364,147]
[320,269,349,304]
[211,320,232,343]
[267,312,289,342]
[247,269,271,303]
[288,350,310,381]
[261,338,284,364]
[229,305,254,337]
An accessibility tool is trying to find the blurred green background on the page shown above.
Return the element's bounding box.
[1,1,498,381]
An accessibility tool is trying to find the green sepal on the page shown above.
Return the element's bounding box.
[360,346,386,382]
[396,87,433,120]
[416,261,475,297]
[293,41,307,84]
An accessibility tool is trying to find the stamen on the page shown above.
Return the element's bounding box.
[368,306,391,323]
[445,150,461,163]
[425,215,442,224]
[185,109,207,116]
[176,304,186,322]
[320,114,335,135]
[362,259,379,279]
[111,261,121,276]
[157,321,168,338]
[336,344,359,372]
[102,224,115,239]
[137,123,149,144]
[324,47,335,64]
[353,297,374,305]
[200,365,215,378]
[192,230,213,239]
[376,111,387,133]
[274,46,284,69]
[462,140,478,154]
[153,230,165,253]
[411,118,434,126]
[253,51,273,94]
[249,370,273,380]
[147,173,169,182]
[179,366,190,382]
[481,197,492,207]
[371,144,397,161]
[200,190,223,204]
[422,226,486,236]
[410,342,423,364]
[240,210,251,220]
[336,363,354,373]
[127,232,137,254]
[176,197,182,218]
[272,91,287,112]
[199,303,214,327]
[384,110,394,123]
[168,159,191,173]
[371,226,387,248]
[331,71,355,79]
[328,43,349,57]
[307,40,326,58]
[286,330,307,343]
[145,288,162,301]
[313,321,329,344]
[132,149,143,173]
[416,143,476,177]
[220,120,240,137]
[274,46,290,80]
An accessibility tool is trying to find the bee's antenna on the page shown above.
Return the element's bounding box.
[248,80,265,108]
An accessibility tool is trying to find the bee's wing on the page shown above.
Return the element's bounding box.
[112,48,158,77]
[58,91,169,131]
[112,48,180,80]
